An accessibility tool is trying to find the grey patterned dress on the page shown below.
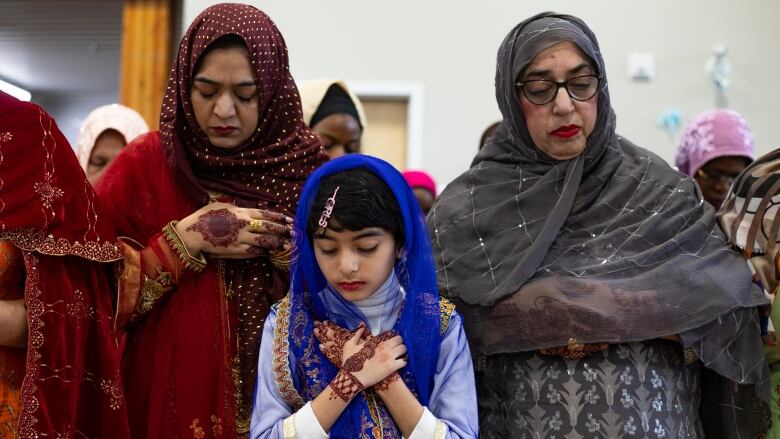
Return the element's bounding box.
[478,341,703,438]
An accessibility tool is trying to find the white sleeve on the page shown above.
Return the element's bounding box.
[292,401,329,439]
[406,407,449,439]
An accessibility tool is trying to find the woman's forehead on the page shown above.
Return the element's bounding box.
[523,41,592,74]
[314,227,389,241]
[539,40,586,59]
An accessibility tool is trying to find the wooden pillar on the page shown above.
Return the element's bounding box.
[119,0,177,130]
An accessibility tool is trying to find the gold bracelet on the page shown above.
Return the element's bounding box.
[135,266,173,317]
[162,221,207,272]
[270,245,296,271]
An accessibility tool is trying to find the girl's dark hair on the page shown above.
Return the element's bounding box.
[307,167,404,245]
[193,34,247,76]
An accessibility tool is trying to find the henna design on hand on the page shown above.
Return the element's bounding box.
[328,370,364,402]
[255,234,284,251]
[341,331,397,373]
[186,208,249,248]
[257,209,290,224]
[327,329,396,402]
[246,245,263,255]
[315,321,359,367]
[249,219,291,237]
[374,372,401,392]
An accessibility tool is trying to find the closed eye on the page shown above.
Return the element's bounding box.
[89,157,108,167]
[318,247,337,256]
[357,245,377,255]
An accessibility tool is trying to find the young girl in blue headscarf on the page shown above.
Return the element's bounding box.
[249,155,478,438]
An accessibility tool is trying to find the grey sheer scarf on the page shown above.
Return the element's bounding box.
[429,13,769,424]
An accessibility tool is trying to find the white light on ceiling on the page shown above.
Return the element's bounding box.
[0,78,31,102]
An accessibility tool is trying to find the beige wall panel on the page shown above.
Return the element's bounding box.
[361,99,408,171]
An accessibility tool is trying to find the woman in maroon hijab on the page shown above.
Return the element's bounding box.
[0,90,129,438]
[96,3,327,437]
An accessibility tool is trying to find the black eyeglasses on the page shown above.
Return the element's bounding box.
[515,74,601,105]
[696,168,739,186]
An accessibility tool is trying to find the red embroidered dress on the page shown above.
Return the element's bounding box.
[95,4,326,437]
[0,91,129,438]
[0,241,24,438]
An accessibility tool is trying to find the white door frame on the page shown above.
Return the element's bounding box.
[346,81,424,170]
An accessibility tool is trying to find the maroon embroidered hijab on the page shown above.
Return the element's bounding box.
[160,2,326,208]
[92,5,326,435]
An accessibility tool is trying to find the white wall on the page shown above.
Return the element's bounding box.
[184,0,780,188]
[33,91,119,150]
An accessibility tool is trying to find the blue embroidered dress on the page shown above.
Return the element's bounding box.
[250,274,478,438]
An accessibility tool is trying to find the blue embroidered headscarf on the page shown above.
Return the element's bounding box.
[287,154,441,436]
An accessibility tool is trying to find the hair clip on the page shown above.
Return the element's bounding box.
[318,186,340,230]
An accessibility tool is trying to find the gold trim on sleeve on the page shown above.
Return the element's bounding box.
[439,297,456,335]
[272,297,306,409]
[135,265,172,317]
[282,413,296,439]
[434,419,447,439]
[162,221,206,272]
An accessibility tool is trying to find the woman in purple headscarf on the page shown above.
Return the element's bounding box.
[675,109,756,209]
[430,11,769,438]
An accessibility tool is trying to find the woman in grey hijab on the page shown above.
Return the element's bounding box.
[430,12,769,438]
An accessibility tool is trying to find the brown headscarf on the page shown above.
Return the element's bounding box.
[719,150,780,298]
[159,2,326,209]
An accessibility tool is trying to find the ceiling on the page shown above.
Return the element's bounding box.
[0,0,122,94]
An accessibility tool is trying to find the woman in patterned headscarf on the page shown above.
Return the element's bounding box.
[430,12,769,438]
[719,149,780,438]
[675,109,756,209]
[95,3,327,437]
[76,103,149,186]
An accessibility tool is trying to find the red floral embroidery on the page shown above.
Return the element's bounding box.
[33,179,63,210]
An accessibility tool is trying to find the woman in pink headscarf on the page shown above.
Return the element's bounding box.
[675,109,756,209]
[402,170,437,215]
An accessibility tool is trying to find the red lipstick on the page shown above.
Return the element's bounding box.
[212,126,237,135]
[338,281,365,291]
[551,125,580,139]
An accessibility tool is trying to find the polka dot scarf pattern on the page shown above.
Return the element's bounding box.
[159,2,327,211]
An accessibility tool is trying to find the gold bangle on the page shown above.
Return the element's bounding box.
[270,245,295,271]
[162,221,207,272]
[135,266,173,317]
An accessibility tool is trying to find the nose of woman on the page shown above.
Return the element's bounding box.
[213,93,237,120]
[552,87,575,115]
